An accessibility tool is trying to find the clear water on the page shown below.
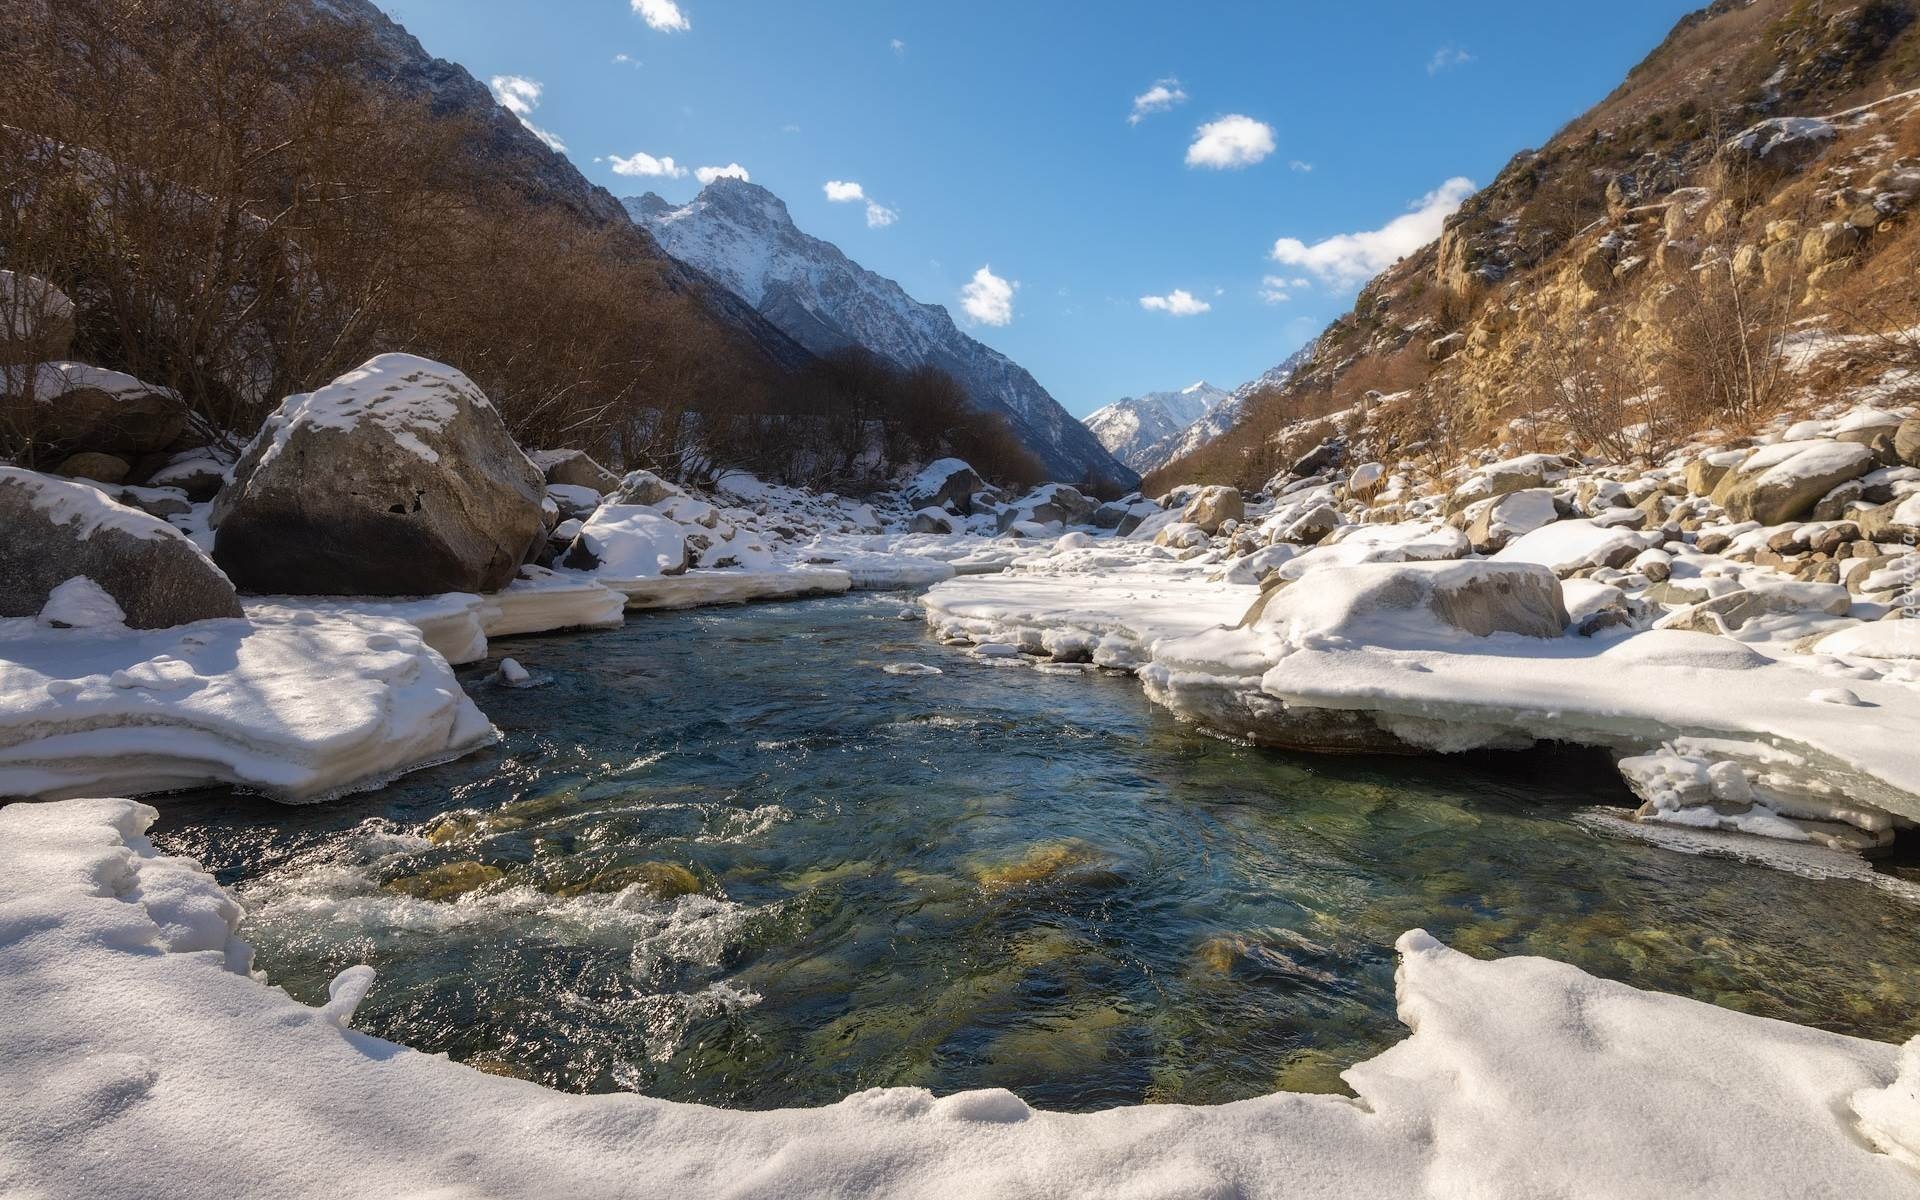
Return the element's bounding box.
[151,592,1920,1111]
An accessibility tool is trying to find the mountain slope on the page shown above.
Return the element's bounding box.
[327,0,815,375]
[1083,382,1228,472]
[628,181,1137,489]
[1138,346,1315,477]
[1152,0,1920,491]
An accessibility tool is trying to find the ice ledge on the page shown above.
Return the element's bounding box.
[1,798,1913,1199]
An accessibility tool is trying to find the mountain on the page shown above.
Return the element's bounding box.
[1083,382,1229,473]
[1139,345,1314,478]
[326,0,815,375]
[1152,0,1920,490]
[627,181,1137,489]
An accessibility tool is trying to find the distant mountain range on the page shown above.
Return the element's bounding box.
[627,181,1135,489]
[1082,382,1229,473]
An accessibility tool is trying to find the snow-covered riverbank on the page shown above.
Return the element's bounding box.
[4,797,1915,1200]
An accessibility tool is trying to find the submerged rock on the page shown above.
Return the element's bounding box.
[383,861,506,901]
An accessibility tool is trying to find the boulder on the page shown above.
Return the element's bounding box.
[211,354,547,596]
[1278,503,1340,546]
[1896,417,1920,469]
[607,469,686,506]
[0,466,243,628]
[1657,581,1852,636]
[1684,449,1747,497]
[567,506,686,578]
[1245,559,1571,641]
[904,458,987,515]
[1710,440,1874,526]
[145,451,228,502]
[530,449,620,495]
[997,483,1094,531]
[53,451,130,485]
[1466,488,1558,554]
[1,362,185,456]
[908,507,959,535]
[1178,485,1243,535]
[0,271,76,364]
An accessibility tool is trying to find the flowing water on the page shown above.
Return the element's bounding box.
[152,592,1920,1111]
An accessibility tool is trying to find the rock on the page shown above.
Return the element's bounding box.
[530,449,620,495]
[1090,500,1130,529]
[1857,495,1920,543]
[1467,488,1558,554]
[53,451,130,485]
[1658,581,1851,635]
[909,507,959,535]
[0,272,76,364]
[145,451,228,501]
[1896,418,1920,469]
[587,861,701,900]
[1288,438,1343,480]
[1684,450,1745,497]
[1799,222,1860,269]
[904,458,987,514]
[1249,559,1571,640]
[1279,503,1340,546]
[383,861,504,901]
[211,354,547,596]
[1178,486,1243,535]
[1,362,185,456]
[1812,479,1866,522]
[608,469,686,506]
[1718,117,1834,184]
[1710,440,1873,526]
[0,466,243,628]
[997,483,1094,531]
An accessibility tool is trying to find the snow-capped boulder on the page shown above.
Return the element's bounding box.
[0,361,184,456]
[607,469,686,506]
[211,354,546,597]
[569,506,686,579]
[145,450,229,501]
[1711,440,1874,525]
[1178,485,1243,535]
[904,458,987,514]
[1656,580,1852,636]
[1494,520,1644,577]
[1719,116,1834,180]
[530,449,620,495]
[997,483,1095,532]
[909,507,959,535]
[1249,559,1571,643]
[1895,417,1920,469]
[0,467,242,629]
[0,271,75,364]
[1466,489,1558,554]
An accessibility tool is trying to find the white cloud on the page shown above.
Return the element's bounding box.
[1259,275,1294,304]
[612,52,635,65]
[632,0,690,32]
[1270,176,1475,288]
[960,265,1017,326]
[1289,159,1314,172]
[890,37,906,55]
[825,181,897,228]
[1185,114,1275,169]
[1128,78,1188,125]
[609,151,686,178]
[1428,45,1473,75]
[1139,288,1211,316]
[488,75,565,152]
[695,162,750,184]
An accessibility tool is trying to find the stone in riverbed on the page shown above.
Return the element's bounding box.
[530,448,620,495]
[383,861,505,901]
[1710,440,1874,525]
[211,354,547,596]
[1178,485,1243,535]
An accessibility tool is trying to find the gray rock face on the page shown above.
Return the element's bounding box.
[996,483,1095,531]
[908,509,958,534]
[0,466,242,628]
[608,469,686,506]
[1896,417,1920,469]
[211,354,546,596]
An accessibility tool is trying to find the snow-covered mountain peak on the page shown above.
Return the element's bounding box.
[626,184,1135,488]
[1083,381,1230,474]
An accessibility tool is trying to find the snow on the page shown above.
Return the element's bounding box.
[612,565,853,610]
[247,592,489,666]
[478,568,626,638]
[251,353,492,468]
[0,611,494,802]
[1493,518,1643,574]
[5,464,189,544]
[1,797,1913,1200]
[38,576,126,629]
[575,504,688,579]
[0,359,176,405]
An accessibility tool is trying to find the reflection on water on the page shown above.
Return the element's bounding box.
[153,593,1920,1111]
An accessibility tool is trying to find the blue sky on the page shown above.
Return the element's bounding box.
[387,0,1701,417]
